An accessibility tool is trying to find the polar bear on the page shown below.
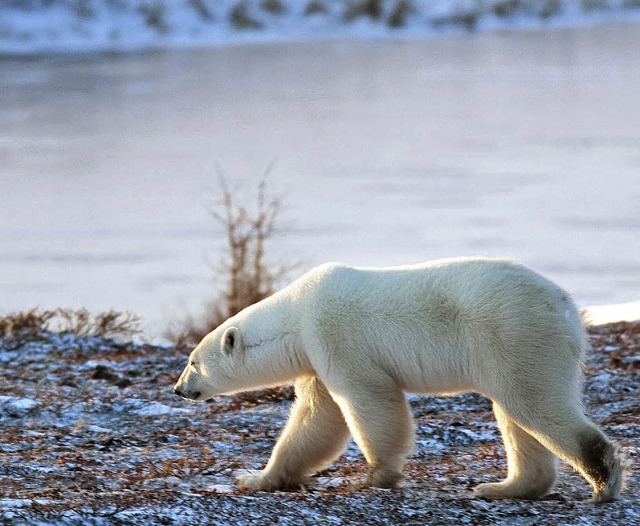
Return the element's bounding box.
[173,257,625,502]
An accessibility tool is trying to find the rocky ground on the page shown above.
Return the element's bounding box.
[0,320,638,525]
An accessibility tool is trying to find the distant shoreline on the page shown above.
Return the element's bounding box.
[2,0,640,56]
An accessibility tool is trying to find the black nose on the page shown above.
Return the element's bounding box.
[173,387,183,397]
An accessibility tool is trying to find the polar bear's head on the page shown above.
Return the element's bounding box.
[173,293,300,401]
[173,324,245,401]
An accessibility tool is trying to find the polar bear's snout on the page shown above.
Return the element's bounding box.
[173,385,201,401]
[173,368,204,401]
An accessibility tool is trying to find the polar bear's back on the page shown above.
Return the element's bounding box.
[298,258,586,395]
[307,258,580,327]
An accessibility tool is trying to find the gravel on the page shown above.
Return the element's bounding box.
[0,322,638,525]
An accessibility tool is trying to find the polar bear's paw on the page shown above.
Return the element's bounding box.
[473,480,551,500]
[474,482,518,499]
[360,468,404,489]
[234,470,302,491]
[235,472,279,491]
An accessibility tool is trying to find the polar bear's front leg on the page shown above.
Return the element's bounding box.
[329,382,414,489]
[235,376,350,491]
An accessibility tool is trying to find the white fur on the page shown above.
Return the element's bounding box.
[174,257,625,501]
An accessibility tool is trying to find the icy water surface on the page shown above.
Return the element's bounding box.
[1,22,639,338]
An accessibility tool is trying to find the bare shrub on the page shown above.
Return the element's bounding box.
[0,307,57,339]
[216,178,283,318]
[431,9,479,32]
[538,0,562,18]
[72,0,95,19]
[0,307,141,342]
[304,0,328,16]
[54,308,142,339]
[139,1,169,34]
[492,0,519,18]
[167,175,293,347]
[388,0,413,27]
[189,0,214,21]
[261,0,286,15]
[229,2,263,30]
[343,0,383,21]
[582,0,610,11]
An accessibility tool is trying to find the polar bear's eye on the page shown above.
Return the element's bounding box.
[190,361,197,369]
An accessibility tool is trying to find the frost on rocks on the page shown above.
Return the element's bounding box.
[0,322,638,525]
[0,396,39,418]
[122,398,194,417]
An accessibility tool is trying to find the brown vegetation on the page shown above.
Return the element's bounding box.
[0,307,141,342]
[167,177,293,347]
[229,2,263,30]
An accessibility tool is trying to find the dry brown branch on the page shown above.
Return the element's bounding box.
[0,307,57,339]
[168,173,296,346]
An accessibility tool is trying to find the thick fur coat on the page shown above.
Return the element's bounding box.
[174,257,625,501]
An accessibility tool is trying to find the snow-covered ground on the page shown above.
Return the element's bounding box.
[1,0,640,55]
[0,321,638,525]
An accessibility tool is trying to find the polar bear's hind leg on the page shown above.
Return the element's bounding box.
[493,398,625,503]
[474,402,557,500]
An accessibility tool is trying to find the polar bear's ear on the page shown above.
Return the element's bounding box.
[221,326,242,355]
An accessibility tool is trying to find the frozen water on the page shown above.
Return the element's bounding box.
[0,19,639,339]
